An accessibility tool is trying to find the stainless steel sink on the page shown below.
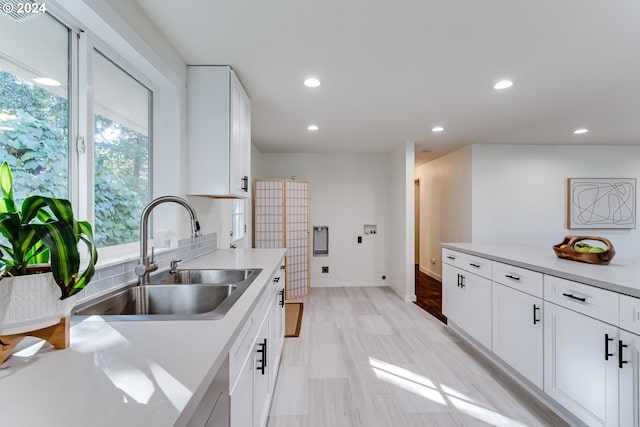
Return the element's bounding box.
[152,268,255,285]
[74,284,237,316]
[73,268,262,320]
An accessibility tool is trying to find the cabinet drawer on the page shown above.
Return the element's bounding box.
[442,249,465,268]
[544,275,619,326]
[620,294,640,335]
[492,261,543,298]
[461,254,492,279]
[229,286,272,389]
[229,313,254,390]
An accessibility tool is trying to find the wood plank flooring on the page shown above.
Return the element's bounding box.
[267,287,568,427]
[415,267,447,324]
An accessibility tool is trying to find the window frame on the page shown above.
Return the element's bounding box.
[78,33,157,261]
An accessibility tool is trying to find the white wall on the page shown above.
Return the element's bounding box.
[259,153,390,287]
[472,144,640,258]
[415,145,472,279]
[389,142,415,301]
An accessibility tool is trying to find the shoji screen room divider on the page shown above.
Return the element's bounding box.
[253,179,310,299]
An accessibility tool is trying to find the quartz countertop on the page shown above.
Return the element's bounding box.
[442,243,640,298]
[0,248,286,427]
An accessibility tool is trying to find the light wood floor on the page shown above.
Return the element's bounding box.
[267,287,569,427]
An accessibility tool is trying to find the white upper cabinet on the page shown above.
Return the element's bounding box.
[187,66,251,197]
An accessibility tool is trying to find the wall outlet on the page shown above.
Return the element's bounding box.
[322,266,329,273]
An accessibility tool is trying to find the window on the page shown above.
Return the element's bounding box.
[0,11,154,258]
[92,50,151,248]
[0,12,70,202]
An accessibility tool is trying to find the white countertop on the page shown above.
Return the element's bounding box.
[0,248,286,427]
[442,243,640,298]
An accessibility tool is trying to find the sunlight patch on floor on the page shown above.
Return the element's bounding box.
[369,357,529,427]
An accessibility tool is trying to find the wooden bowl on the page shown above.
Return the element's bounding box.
[552,235,615,265]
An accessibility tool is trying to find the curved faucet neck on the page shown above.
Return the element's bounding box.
[138,196,202,282]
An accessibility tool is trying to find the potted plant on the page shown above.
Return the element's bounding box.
[0,161,98,337]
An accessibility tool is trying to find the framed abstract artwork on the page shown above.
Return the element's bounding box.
[567,178,636,229]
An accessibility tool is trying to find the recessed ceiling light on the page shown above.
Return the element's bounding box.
[32,77,61,87]
[307,125,319,131]
[431,126,444,133]
[573,128,589,134]
[493,80,513,90]
[304,77,321,88]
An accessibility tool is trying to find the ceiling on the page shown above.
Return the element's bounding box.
[132,0,640,165]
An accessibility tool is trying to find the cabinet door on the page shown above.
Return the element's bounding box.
[464,272,492,349]
[544,302,619,427]
[253,315,271,427]
[442,263,467,328]
[269,283,285,389]
[230,356,253,427]
[229,72,244,196]
[492,283,543,388]
[620,329,640,427]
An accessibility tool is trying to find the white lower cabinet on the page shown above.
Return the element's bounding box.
[229,259,285,427]
[442,247,640,427]
[544,301,619,427]
[492,283,543,388]
[253,315,271,427]
[619,329,640,427]
[442,262,492,349]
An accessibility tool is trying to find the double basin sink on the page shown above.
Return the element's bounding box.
[74,268,262,320]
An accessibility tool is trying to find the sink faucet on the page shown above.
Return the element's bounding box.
[135,196,202,284]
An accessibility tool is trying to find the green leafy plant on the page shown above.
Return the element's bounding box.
[0,162,98,299]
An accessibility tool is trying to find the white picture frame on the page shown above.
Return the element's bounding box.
[567,178,636,229]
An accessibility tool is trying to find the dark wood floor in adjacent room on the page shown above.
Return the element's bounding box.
[415,266,447,323]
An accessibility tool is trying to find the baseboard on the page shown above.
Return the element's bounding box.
[311,281,386,288]
[418,265,442,281]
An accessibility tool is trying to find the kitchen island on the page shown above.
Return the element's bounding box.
[441,242,640,427]
[0,248,286,427]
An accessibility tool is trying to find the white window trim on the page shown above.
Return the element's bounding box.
[49,0,187,267]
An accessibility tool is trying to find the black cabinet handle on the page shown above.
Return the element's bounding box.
[619,340,629,369]
[605,334,614,360]
[469,263,480,268]
[533,304,541,324]
[505,274,520,281]
[273,277,280,283]
[457,274,461,287]
[279,289,285,307]
[241,176,249,192]
[460,275,465,288]
[563,293,586,302]
[257,338,267,374]
[447,255,456,260]
[280,265,285,270]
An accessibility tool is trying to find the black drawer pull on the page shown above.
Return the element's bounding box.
[505,274,520,281]
[562,293,586,302]
[605,334,614,360]
[619,340,629,369]
[532,304,541,324]
[447,255,456,260]
[469,263,480,268]
[273,277,280,283]
[279,289,285,307]
[257,338,267,374]
[280,265,285,270]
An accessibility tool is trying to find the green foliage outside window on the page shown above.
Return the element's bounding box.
[0,70,150,248]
